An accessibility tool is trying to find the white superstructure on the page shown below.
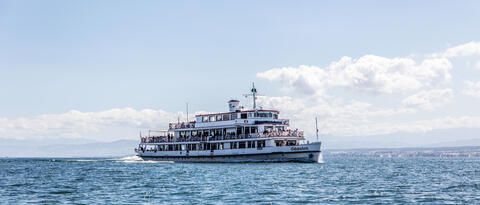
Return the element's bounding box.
[135,84,323,163]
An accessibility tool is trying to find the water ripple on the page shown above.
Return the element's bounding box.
[1,156,480,204]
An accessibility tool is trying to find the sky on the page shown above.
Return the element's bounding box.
[1,0,480,148]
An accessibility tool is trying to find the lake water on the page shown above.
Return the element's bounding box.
[1,156,479,204]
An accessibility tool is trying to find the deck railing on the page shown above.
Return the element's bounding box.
[140,130,303,143]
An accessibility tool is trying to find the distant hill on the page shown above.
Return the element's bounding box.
[321,128,480,149]
[39,140,138,157]
[325,146,480,157]
[0,139,137,157]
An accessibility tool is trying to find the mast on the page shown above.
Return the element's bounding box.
[315,117,319,142]
[186,102,189,122]
[244,83,258,110]
[251,83,257,109]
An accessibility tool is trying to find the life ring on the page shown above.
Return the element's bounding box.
[244,120,248,124]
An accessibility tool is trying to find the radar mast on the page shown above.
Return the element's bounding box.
[244,83,258,110]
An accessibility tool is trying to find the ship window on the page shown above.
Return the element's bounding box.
[248,113,254,118]
[223,114,230,121]
[258,140,265,148]
[241,113,247,119]
[247,141,255,148]
[239,141,246,149]
[210,116,216,122]
[231,113,237,120]
[275,140,284,147]
[203,116,209,122]
[287,140,296,146]
[251,127,257,133]
[216,115,222,121]
[273,113,278,119]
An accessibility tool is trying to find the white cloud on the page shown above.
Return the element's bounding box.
[475,61,480,70]
[402,89,453,111]
[441,41,480,58]
[259,42,480,97]
[0,108,178,141]
[463,81,480,98]
[257,55,451,95]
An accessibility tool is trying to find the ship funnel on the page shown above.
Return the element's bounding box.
[228,100,240,112]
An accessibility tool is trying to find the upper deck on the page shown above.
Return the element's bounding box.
[169,109,289,130]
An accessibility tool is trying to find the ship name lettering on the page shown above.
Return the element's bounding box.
[291,147,308,151]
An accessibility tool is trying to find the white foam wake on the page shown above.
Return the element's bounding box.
[116,155,173,163]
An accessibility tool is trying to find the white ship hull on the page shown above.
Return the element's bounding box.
[137,142,323,163]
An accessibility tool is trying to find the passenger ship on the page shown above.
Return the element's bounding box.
[135,84,323,163]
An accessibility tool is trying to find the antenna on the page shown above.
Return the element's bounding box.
[186,102,189,122]
[315,117,319,142]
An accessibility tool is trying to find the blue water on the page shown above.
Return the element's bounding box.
[1,156,479,204]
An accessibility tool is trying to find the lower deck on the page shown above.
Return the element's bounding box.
[137,142,322,163]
